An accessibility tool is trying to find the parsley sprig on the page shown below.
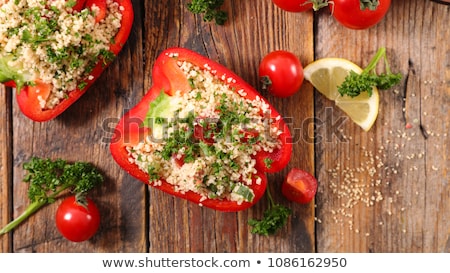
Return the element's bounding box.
[0,157,103,235]
[248,185,292,236]
[187,0,228,25]
[338,47,402,98]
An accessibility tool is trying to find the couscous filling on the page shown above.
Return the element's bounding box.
[126,59,282,205]
[0,0,122,109]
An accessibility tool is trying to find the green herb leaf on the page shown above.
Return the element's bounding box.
[0,55,33,91]
[187,0,228,25]
[142,90,180,134]
[23,157,103,202]
[248,204,291,236]
[338,47,402,98]
[264,158,273,169]
[235,185,255,202]
[66,0,77,8]
[248,186,291,236]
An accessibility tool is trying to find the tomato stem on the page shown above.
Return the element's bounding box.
[360,0,380,11]
[308,0,331,11]
[308,0,380,11]
[260,75,272,90]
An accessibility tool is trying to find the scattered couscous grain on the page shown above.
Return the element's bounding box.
[317,122,445,235]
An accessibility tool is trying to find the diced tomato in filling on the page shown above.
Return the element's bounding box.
[172,153,185,167]
[239,129,260,143]
[193,117,221,144]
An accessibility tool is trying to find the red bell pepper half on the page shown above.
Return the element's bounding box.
[2,0,134,122]
[110,47,292,212]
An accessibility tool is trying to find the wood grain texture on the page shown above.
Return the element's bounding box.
[0,0,448,253]
[0,85,12,253]
[2,0,147,252]
[143,0,315,253]
[314,1,450,252]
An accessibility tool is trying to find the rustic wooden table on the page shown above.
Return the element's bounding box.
[0,0,449,253]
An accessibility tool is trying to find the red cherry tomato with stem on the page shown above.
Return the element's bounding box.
[282,168,318,204]
[259,51,304,98]
[56,196,100,242]
[329,0,391,30]
[272,0,313,12]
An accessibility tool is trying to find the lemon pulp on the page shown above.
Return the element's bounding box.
[304,58,379,132]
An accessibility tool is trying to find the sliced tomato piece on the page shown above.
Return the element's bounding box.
[86,0,107,22]
[282,168,318,204]
[70,0,87,11]
[24,80,52,109]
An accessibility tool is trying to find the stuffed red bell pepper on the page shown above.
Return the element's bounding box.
[0,0,133,121]
[110,47,292,212]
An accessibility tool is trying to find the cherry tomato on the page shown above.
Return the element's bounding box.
[282,168,318,204]
[259,50,304,98]
[330,0,391,29]
[272,0,313,12]
[56,196,100,242]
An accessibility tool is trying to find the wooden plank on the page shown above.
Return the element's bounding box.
[143,0,315,252]
[314,0,450,252]
[0,85,12,252]
[9,0,146,252]
[3,0,446,254]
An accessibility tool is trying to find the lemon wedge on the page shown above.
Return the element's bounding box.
[303,58,379,131]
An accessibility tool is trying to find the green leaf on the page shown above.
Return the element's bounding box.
[142,90,181,139]
[248,186,292,236]
[187,0,228,25]
[248,204,291,236]
[337,47,402,98]
[235,185,255,202]
[24,157,103,202]
[0,55,32,91]
[65,0,77,8]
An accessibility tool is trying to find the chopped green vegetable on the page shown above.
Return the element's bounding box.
[248,185,291,236]
[0,157,103,235]
[0,55,34,91]
[235,185,255,202]
[264,158,273,169]
[99,48,116,66]
[338,47,402,98]
[65,0,77,8]
[147,165,160,182]
[142,90,182,139]
[187,0,228,25]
